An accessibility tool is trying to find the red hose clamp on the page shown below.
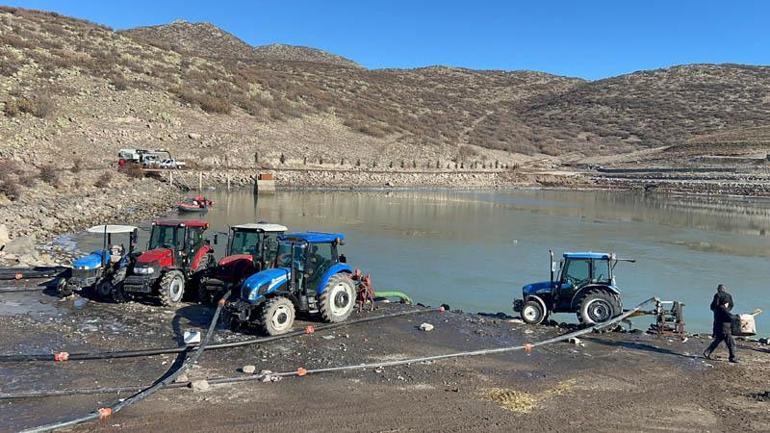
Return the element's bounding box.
[53,351,70,362]
[297,367,307,377]
[218,298,226,307]
[438,306,445,313]
[304,325,315,335]
[98,407,112,420]
[523,343,534,353]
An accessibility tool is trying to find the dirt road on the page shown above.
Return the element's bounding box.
[1,281,769,433]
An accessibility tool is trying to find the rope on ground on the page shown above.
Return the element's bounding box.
[0,307,436,363]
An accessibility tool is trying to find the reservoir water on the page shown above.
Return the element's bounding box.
[75,189,770,333]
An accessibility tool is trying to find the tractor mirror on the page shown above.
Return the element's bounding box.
[551,261,558,273]
[213,234,218,245]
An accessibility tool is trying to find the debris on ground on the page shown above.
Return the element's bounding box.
[419,323,434,332]
[241,365,256,375]
[568,337,585,347]
[190,380,210,392]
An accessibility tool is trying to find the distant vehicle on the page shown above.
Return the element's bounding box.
[118,148,149,163]
[159,158,185,169]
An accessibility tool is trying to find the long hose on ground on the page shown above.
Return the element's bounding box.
[18,291,230,433]
[0,267,67,281]
[0,307,435,363]
[4,298,656,403]
[374,290,413,304]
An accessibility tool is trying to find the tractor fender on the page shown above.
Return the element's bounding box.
[524,294,549,315]
[315,264,353,295]
[190,245,214,272]
[569,284,620,309]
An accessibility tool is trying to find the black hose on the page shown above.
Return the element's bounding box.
[0,307,435,363]
[0,266,67,281]
[18,292,230,433]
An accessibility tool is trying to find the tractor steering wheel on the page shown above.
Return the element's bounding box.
[566,275,588,288]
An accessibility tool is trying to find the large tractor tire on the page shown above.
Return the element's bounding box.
[158,270,185,307]
[576,288,621,326]
[521,299,548,325]
[259,296,296,336]
[318,273,356,323]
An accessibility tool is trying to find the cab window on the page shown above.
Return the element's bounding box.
[563,259,590,287]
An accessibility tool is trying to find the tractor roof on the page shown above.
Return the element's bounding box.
[86,224,138,234]
[281,232,344,243]
[154,219,209,228]
[563,252,611,260]
[232,223,288,233]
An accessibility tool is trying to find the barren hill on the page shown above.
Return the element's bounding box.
[1,5,770,171]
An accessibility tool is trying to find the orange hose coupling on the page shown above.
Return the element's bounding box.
[218,298,226,307]
[304,325,315,335]
[297,367,308,377]
[14,273,23,280]
[53,351,70,362]
[98,407,112,420]
[523,343,534,353]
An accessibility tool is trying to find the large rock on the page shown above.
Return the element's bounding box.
[3,235,36,255]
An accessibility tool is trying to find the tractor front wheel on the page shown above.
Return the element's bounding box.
[521,299,548,325]
[95,279,113,300]
[259,297,296,336]
[158,271,185,307]
[110,269,129,303]
[577,289,620,325]
[318,273,356,323]
[57,278,73,298]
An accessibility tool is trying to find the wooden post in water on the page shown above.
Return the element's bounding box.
[198,171,203,191]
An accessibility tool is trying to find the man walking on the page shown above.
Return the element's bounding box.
[703,284,738,363]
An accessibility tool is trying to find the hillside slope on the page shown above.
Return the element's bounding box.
[1,6,769,171]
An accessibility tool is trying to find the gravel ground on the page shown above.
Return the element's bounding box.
[1,281,769,433]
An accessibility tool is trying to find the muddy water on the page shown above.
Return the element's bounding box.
[75,189,770,332]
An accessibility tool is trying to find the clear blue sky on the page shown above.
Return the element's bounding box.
[4,0,768,79]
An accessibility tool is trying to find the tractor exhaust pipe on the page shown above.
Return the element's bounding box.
[549,249,555,284]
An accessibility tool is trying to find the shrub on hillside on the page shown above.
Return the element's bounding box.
[123,164,144,179]
[70,158,82,173]
[94,172,112,188]
[3,95,54,118]
[37,164,59,185]
[0,178,21,201]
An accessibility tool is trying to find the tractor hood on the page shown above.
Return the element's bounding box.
[136,248,173,266]
[73,250,108,270]
[218,254,253,267]
[522,280,555,297]
[241,268,289,303]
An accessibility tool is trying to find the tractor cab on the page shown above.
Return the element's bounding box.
[514,250,634,326]
[198,222,288,304]
[228,232,356,335]
[59,224,139,299]
[123,219,214,306]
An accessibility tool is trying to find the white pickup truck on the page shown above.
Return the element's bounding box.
[159,158,186,169]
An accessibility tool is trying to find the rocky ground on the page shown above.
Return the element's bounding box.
[1,284,769,432]
[0,168,180,268]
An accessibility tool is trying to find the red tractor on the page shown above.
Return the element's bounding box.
[120,219,215,306]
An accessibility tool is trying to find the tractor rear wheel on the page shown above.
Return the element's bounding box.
[158,271,185,307]
[259,297,295,336]
[577,289,620,326]
[318,273,356,323]
[521,299,548,325]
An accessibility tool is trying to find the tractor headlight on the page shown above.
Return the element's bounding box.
[77,265,91,270]
[257,283,270,295]
[135,266,154,275]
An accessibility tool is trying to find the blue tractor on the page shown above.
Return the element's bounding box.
[513,251,634,325]
[226,232,356,335]
[58,225,139,300]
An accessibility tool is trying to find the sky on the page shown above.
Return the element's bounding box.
[4,0,769,79]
